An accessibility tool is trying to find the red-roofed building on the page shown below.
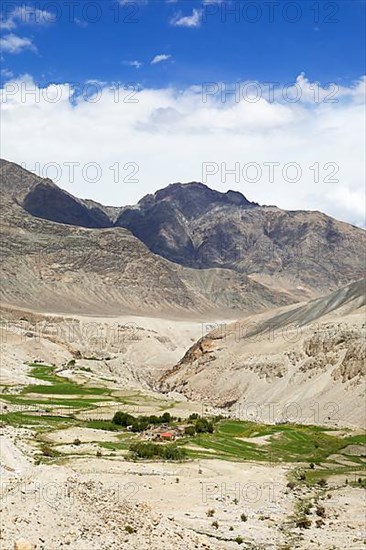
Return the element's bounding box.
[160,432,174,441]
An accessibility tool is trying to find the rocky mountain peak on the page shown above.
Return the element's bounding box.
[138,181,257,219]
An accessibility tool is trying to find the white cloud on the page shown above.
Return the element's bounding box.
[1,68,14,78]
[170,9,202,27]
[151,54,172,65]
[0,74,365,226]
[0,18,16,31]
[0,5,55,30]
[0,34,37,54]
[123,60,143,69]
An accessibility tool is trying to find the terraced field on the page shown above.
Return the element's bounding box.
[1,363,365,488]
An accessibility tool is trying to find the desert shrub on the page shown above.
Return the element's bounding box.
[235,536,244,544]
[188,413,199,420]
[315,518,325,528]
[125,525,135,534]
[295,517,311,529]
[357,478,366,488]
[240,513,247,522]
[212,520,219,529]
[96,450,102,457]
[40,444,59,457]
[317,478,327,487]
[207,509,215,517]
[309,462,315,469]
[300,502,311,515]
[316,505,326,518]
[286,481,296,490]
[73,438,81,446]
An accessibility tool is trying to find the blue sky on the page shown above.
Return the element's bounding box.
[1,0,365,87]
[1,1,365,226]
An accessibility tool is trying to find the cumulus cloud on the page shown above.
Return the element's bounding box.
[151,54,171,65]
[0,74,365,226]
[170,9,202,27]
[0,34,37,54]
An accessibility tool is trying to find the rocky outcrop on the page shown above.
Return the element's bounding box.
[161,280,366,426]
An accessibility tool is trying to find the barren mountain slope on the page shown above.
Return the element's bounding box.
[116,182,366,296]
[2,159,364,303]
[161,280,366,428]
[0,159,291,315]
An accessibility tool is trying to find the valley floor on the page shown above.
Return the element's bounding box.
[0,308,365,549]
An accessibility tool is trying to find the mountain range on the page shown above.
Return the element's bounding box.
[0,158,365,315]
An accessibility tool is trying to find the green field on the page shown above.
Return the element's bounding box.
[1,363,365,486]
[179,420,366,465]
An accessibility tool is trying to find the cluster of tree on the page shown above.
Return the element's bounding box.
[184,416,214,435]
[112,411,171,432]
[129,442,186,460]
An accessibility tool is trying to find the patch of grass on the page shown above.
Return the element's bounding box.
[86,420,123,431]
[24,363,111,397]
[0,412,76,430]
[99,440,132,452]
